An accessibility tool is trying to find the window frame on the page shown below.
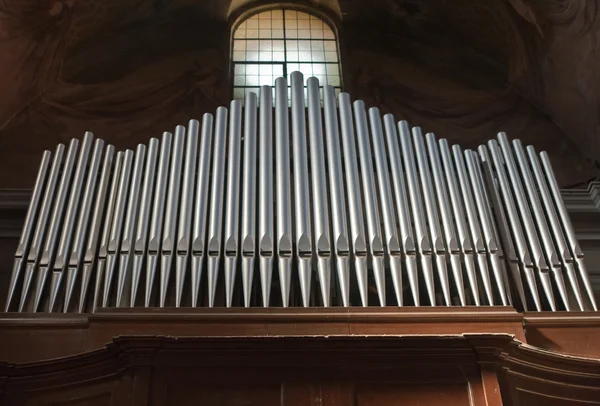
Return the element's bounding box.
[229,5,343,101]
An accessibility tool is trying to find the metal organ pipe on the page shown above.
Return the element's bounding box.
[425,133,466,306]
[224,101,242,308]
[5,150,51,312]
[413,129,451,306]
[259,86,274,307]
[368,107,403,306]
[80,144,115,312]
[398,121,436,306]
[290,71,313,307]
[8,73,596,312]
[307,78,332,307]
[353,101,386,306]
[242,93,259,307]
[64,138,105,313]
[146,132,172,307]
[274,80,292,307]
[176,121,199,307]
[338,93,369,306]
[207,107,228,307]
[191,116,213,307]
[323,85,350,307]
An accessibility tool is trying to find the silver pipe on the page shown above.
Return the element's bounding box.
[425,133,466,306]
[339,93,368,306]
[64,138,105,312]
[540,151,597,311]
[487,140,540,310]
[160,126,185,307]
[131,138,158,307]
[478,145,529,310]
[290,71,313,307]
[258,86,274,307]
[79,145,115,313]
[451,145,495,306]
[146,132,172,307]
[33,138,79,312]
[323,85,350,307]
[224,101,242,307]
[398,121,436,305]
[23,144,63,312]
[384,115,419,305]
[175,121,199,307]
[463,149,508,305]
[6,150,51,311]
[353,101,386,306]
[471,150,514,307]
[307,78,332,307]
[438,139,480,305]
[191,115,213,307]
[274,80,292,307]
[414,129,451,306]
[242,93,259,307]
[527,145,584,310]
[207,107,228,307]
[102,149,133,308]
[116,143,146,308]
[49,132,94,312]
[497,133,556,310]
[368,107,402,306]
[93,151,123,312]
[512,139,570,310]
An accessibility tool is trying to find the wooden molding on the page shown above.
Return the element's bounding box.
[0,334,598,405]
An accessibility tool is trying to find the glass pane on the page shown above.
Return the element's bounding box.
[232,51,245,61]
[233,88,245,100]
[325,51,338,62]
[260,65,273,75]
[312,51,325,62]
[246,50,259,61]
[298,29,310,38]
[298,19,310,30]
[234,65,246,75]
[324,41,336,51]
[232,9,341,104]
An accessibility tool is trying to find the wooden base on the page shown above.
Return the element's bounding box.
[1,308,599,405]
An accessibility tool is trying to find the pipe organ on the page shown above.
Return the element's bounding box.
[4,72,598,313]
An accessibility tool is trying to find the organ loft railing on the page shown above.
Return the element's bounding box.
[4,72,598,313]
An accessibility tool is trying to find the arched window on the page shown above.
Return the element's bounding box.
[232,8,341,102]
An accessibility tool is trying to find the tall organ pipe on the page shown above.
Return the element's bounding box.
[6,150,51,311]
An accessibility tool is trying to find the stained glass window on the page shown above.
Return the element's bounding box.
[232,9,341,103]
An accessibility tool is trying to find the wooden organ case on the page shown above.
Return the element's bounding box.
[1,73,599,405]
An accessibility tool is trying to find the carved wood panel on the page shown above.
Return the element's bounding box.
[0,335,598,405]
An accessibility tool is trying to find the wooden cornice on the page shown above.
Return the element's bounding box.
[0,334,599,404]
